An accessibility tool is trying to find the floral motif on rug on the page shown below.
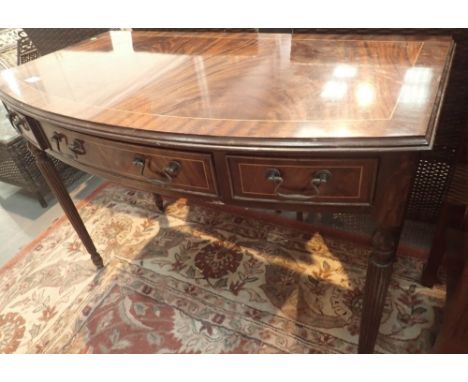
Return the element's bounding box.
[0,184,445,353]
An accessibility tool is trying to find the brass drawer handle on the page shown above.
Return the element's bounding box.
[51,132,68,152]
[51,134,85,158]
[68,139,86,159]
[133,156,181,186]
[265,168,332,200]
[7,111,29,132]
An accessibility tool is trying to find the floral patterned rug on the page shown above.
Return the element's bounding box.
[0,183,445,353]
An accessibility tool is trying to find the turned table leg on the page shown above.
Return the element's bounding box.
[358,153,418,353]
[358,227,399,353]
[28,143,104,269]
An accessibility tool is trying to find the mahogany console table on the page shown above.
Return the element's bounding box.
[0,31,454,353]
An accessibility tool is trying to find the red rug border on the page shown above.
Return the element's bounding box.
[0,181,427,277]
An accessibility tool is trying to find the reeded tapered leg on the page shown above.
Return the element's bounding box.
[153,193,164,212]
[28,143,104,269]
[358,228,398,353]
[358,153,418,353]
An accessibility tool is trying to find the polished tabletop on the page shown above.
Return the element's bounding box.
[0,31,454,149]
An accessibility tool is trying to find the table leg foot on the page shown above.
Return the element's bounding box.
[28,143,104,270]
[36,191,48,208]
[90,251,104,269]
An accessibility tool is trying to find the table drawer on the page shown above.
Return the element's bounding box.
[227,156,378,205]
[41,123,218,196]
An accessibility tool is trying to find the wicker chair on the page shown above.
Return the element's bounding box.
[0,31,48,205]
[21,28,108,56]
[0,107,85,207]
[0,29,108,207]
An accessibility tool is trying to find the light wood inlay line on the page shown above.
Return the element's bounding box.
[386,41,425,122]
[17,41,425,125]
[46,130,213,191]
[237,163,366,199]
[0,31,453,145]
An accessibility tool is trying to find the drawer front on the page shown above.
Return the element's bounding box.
[41,123,218,196]
[227,156,378,205]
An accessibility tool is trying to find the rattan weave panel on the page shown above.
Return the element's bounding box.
[16,31,39,65]
[21,28,108,56]
[0,29,100,207]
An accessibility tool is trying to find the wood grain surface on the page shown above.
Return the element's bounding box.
[0,31,454,150]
